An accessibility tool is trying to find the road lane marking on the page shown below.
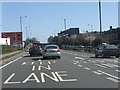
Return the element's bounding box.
[75,57,84,60]
[38,60,41,62]
[97,70,120,79]
[22,62,26,65]
[92,71,103,75]
[101,63,114,68]
[32,66,35,71]
[4,73,21,84]
[83,67,91,70]
[83,61,87,63]
[94,64,107,68]
[23,54,28,57]
[31,62,34,65]
[108,64,119,68]
[78,65,83,67]
[116,70,120,72]
[48,61,51,64]
[74,63,77,64]
[40,61,42,65]
[106,77,120,83]
[0,57,22,69]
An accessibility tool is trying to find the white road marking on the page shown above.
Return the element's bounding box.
[101,63,114,68]
[106,77,120,83]
[40,61,42,65]
[97,70,120,79]
[74,63,77,64]
[0,57,22,69]
[116,70,120,72]
[38,60,41,62]
[48,61,51,64]
[23,54,28,57]
[31,62,34,65]
[92,71,103,75]
[75,57,85,60]
[83,61,87,63]
[94,64,107,68]
[22,62,26,65]
[83,67,91,70]
[109,64,119,68]
[4,73,21,84]
[78,65,83,67]
[32,66,35,71]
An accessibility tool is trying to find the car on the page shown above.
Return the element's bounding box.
[95,44,120,58]
[29,44,42,56]
[42,44,61,59]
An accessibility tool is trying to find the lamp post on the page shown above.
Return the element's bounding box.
[20,16,27,45]
[64,19,67,31]
[99,0,102,44]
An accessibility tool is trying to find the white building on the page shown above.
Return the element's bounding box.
[0,38,10,45]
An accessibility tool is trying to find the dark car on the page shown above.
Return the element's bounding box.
[29,44,42,56]
[95,44,120,58]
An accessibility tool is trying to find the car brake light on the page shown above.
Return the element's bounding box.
[57,49,60,52]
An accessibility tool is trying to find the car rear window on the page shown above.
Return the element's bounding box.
[46,46,58,49]
[105,45,118,49]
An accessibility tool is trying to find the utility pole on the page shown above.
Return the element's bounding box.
[64,19,67,31]
[99,0,102,44]
[20,16,27,45]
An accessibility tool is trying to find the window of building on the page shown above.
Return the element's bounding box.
[18,34,21,40]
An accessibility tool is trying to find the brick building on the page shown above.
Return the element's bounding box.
[1,32,22,46]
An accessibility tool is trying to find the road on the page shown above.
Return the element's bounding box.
[1,50,120,88]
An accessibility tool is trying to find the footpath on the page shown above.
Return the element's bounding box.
[0,50,26,66]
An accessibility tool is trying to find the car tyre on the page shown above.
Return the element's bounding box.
[58,56,61,59]
[116,56,119,58]
[95,54,98,58]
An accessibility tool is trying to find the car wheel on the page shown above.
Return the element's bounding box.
[58,56,61,59]
[101,53,105,58]
[95,54,98,58]
[30,54,32,57]
[116,56,119,58]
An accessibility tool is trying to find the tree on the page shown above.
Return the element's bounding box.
[48,36,54,43]
[92,38,102,47]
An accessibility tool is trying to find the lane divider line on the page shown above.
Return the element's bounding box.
[75,57,85,60]
[94,64,107,68]
[116,70,120,72]
[83,67,91,70]
[0,57,22,69]
[92,71,103,75]
[97,70,120,80]
[106,77,120,83]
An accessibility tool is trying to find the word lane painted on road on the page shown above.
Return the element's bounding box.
[4,60,77,84]
[4,71,77,84]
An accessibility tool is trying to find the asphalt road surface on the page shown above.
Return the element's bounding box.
[1,50,120,88]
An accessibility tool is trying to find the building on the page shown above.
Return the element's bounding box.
[1,32,22,46]
[103,26,120,43]
[58,28,79,38]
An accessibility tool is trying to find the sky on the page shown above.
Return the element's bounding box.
[1,0,119,43]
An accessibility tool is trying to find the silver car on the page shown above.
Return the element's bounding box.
[42,44,61,59]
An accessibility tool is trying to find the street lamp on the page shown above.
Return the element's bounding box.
[20,16,27,45]
[64,19,67,31]
[99,0,102,44]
